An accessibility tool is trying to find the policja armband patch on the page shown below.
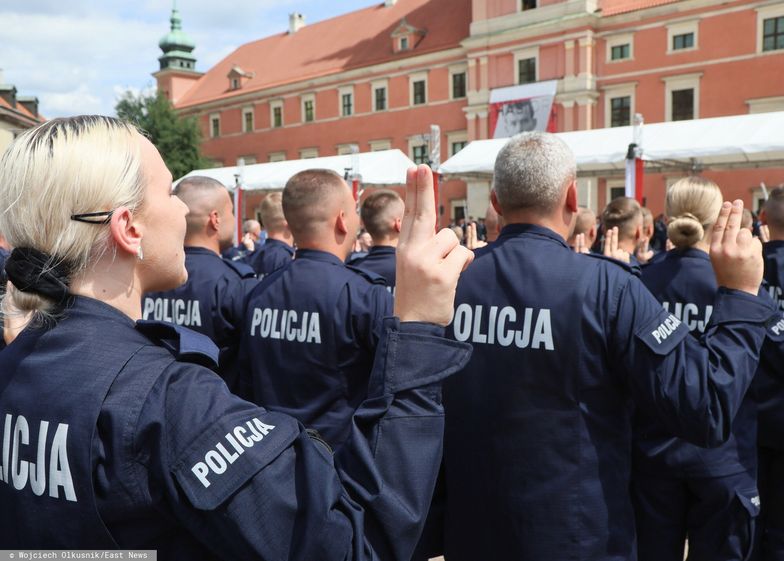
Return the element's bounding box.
[635,310,690,355]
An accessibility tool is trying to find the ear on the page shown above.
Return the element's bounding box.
[393,217,402,233]
[760,209,768,225]
[109,206,142,257]
[491,190,503,216]
[208,210,220,233]
[336,210,349,235]
[564,181,578,213]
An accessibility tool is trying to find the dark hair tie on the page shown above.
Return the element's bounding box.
[4,248,72,305]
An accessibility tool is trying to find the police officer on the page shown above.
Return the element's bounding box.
[352,189,404,292]
[0,116,474,557]
[566,206,597,252]
[631,176,779,561]
[601,196,644,267]
[755,186,784,560]
[238,169,394,447]
[248,192,294,279]
[142,176,257,392]
[439,132,777,561]
[223,219,263,264]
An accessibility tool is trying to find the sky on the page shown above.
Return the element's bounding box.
[0,0,374,118]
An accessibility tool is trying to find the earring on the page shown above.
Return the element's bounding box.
[137,244,144,261]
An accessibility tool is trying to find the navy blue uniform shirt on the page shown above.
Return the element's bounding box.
[248,238,294,279]
[238,248,394,446]
[352,245,396,292]
[0,295,471,559]
[142,246,257,391]
[222,240,262,265]
[442,223,776,561]
[636,247,758,477]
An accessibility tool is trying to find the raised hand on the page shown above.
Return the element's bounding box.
[465,222,487,250]
[635,236,654,264]
[395,165,474,325]
[710,200,763,295]
[603,227,630,264]
[574,233,589,254]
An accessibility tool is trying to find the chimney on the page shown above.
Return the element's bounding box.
[18,96,39,118]
[289,12,305,34]
[385,0,397,6]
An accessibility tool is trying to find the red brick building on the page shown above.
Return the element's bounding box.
[156,0,784,219]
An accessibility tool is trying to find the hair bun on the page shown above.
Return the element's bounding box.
[668,213,704,248]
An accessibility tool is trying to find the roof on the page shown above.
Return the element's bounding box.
[176,0,471,108]
[440,112,784,177]
[600,0,683,17]
[0,96,43,125]
[175,149,417,190]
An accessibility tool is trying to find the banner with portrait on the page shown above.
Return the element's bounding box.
[489,81,558,138]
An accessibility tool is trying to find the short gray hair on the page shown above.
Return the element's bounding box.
[493,132,576,213]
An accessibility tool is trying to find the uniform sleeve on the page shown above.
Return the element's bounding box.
[135,318,472,561]
[349,283,395,350]
[611,274,777,447]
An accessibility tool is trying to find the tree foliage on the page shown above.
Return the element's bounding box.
[115,91,208,179]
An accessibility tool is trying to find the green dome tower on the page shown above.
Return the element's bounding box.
[158,2,197,71]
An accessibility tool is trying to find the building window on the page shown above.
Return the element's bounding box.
[610,96,631,127]
[518,58,536,84]
[273,106,283,128]
[231,78,240,90]
[412,145,428,165]
[451,141,467,155]
[269,152,286,162]
[763,16,784,52]
[610,44,630,61]
[672,32,695,51]
[300,148,318,159]
[304,100,314,122]
[369,139,392,151]
[671,89,694,121]
[210,116,220,138]
[521,0,536,10]
[400,37,409,50]
[413,80,426,105]
[243,110,254,133]
[342,93,353,116]
[452,72,466,99]
[375,87,387,111]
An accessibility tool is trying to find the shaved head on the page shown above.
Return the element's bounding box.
[174,176,235,250]
[574,208,596,237]
[361,190,403,242]
[283,169,352,242]
[260,192,287,234]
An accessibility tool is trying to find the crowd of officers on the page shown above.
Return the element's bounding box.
[1,116,784,561]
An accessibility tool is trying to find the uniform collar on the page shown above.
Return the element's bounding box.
[184,246,221,258]
[368,245,396,255]
[66,294,136,327]
[498,223,569,249]
[295,248,345,266]
[266,239,295,253]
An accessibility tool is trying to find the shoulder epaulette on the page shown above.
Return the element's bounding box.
[583,252,641,277]
[136,321,219,369]
[345,264,388,285]
[222,258,257,279]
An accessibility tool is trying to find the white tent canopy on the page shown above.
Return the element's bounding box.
[440,112,784,179]
[176,149,416,190]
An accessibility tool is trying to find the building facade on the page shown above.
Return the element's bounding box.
[157,0,784,220]
[0,71,44,154]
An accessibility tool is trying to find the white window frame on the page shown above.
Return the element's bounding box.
[514,46,539,84]
[369,139,392,152]
[409,72,428,106]
[268,151,286,162]
[449,64,468,100]
[337,143,359,156]
[339,86,354,117]
[747,95,784,114]
[663,73,701,122]
[518,0,537,11]
[230,77,240,90]
[209,112,220,138]
[371,79,389,112]
[667,20,699,54]
[602,82,636,128]
[242,106,254,133]
[301,93,316,123]
[299,147,319,159]
[399,36,409,51]
[757,3,784,54]
[270,100,284,128]
[447,130,469,156]
[408,137,429,164]
[237,155,256,165]
[606,33,634,63]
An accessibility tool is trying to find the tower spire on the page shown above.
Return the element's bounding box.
[158,2,197,72]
